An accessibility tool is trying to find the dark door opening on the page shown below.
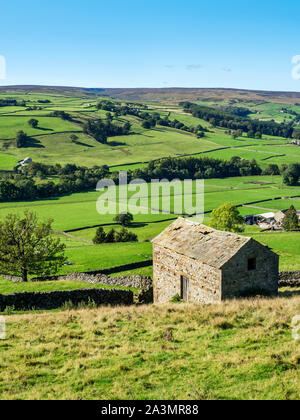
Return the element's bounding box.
[180,276,189,301]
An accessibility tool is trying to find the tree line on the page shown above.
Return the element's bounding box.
[0,98,26,107]
[181,102,295,138]
[83,119,131,144]
[1,156,297,203]
[97,100,207,137]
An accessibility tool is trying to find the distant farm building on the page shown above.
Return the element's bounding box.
[152,218,279,304]
[18,157,32,167]
[245,209,300,229]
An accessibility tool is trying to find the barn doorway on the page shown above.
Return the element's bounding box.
[180,276,189,301]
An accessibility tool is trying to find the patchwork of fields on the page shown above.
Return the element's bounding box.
[0,89,300,289]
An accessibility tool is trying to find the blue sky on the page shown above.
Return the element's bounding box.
[1,0,300,91]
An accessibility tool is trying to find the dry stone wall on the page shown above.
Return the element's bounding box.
[279,271,300,287]
[0,288,133,311]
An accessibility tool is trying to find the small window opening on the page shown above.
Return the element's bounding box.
[248,258,257,271]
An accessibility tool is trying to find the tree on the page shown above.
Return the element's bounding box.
[93,227,107,244]
[104,229,116,243]
[115,228,138,243]
[70,134,79,143]
[142,120,152,129]
[106,112,113,122]
[209,203,245,233]
[124,121,131,134]
[114,212,134,227]
[263,164,280,176]
[28,118,39,128]
[283,164,300,186]
[282,206,299,231]
[16,130,29,148]
[0,211,66,282]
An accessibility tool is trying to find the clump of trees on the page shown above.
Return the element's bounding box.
[83,119,131,144]
[209,203,245,233]
[97,100,206,137]
[0,211,66,282]
[263,164,281,176]
[16,130,30,148]
[181,102,294,138]
[282,206,299,231]
[132,156,262,182]
[49,110,71,120]
[282,163,300,186]
[0,98,26,107]
[93,226,138,244]
[220,106,251,118]
[0,163,111,201]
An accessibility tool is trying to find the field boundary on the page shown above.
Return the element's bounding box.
[0,288,134,311]
[0,259,153,282]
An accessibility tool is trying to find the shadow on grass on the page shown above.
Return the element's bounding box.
[108,141,127,147]
[24,137,45,148]
[72,141,94,148]
[279,289,300,298]
[35,127,54,132]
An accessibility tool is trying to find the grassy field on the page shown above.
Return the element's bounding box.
[1,91,300,170]
[1,296,299,400]
[0,173,299,281]
[0,90,299,287]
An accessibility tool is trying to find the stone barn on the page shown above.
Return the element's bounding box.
[152,218,279,304]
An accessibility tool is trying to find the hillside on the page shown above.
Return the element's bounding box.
[0,88,300,280]
[1,296,299,400]
[1,85,300,104]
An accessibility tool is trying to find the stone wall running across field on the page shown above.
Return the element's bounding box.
[0,260,153,283]
[0,288,133,311]
[279,272,300,287]
[66,272,152,289]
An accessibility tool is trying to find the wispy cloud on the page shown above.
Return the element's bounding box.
[222,67,232,72]
[186,64,203,71]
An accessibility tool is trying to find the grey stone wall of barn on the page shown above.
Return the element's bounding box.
[221,240,279,298]
[153,244,222,304]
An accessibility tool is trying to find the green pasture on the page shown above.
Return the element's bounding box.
[249,231,300,270]
[0,115,81,139]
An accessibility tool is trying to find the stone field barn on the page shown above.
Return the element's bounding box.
[152,218,279,304]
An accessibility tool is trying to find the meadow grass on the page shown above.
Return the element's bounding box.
[0,115,81,139]
[0,296,299,400]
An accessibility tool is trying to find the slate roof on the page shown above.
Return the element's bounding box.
[152,218,252,269]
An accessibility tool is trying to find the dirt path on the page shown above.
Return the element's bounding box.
[52,230,93,243]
